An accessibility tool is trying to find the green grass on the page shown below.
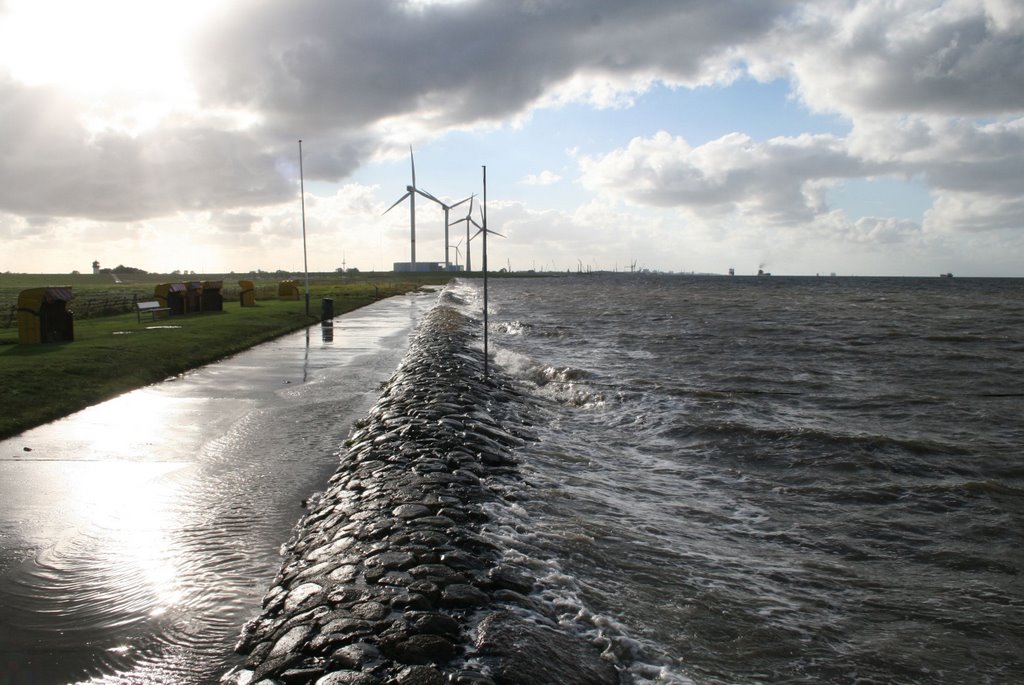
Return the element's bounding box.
[0,275,451,438]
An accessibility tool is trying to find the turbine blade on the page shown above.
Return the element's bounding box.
[382,191,411,215]
[410,145,416,188]
[415,187,443,205]
[450,194,472,210]
[488,229,506,238]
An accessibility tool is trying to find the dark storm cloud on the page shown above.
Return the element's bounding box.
[188,0,794,130]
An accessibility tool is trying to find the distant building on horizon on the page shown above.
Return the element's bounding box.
[393,262,456,273]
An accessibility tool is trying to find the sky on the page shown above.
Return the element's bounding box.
[1,0,1022,277]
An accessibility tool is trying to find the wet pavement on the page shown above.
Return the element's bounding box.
[0,291,438,685]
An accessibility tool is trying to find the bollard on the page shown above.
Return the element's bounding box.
[321,297,334,324]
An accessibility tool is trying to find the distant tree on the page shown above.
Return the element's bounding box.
[99,264,148,274]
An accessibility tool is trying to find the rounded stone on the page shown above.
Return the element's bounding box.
[329,642,380,669]
[440,583,488,609]
[315,671,379,685]
[328,564,360,582]
[395,665,445,685]
[405,580,440,601]
[390,592,433,612]
[392,634,456,665]
[270,624,312,658]
[486,565,535,594]
[365,551,417,570]
[392,504,432,519]
[408,564,465,585]
[321,617,373,636]
[403,611,460,637]
[350,601,389,621]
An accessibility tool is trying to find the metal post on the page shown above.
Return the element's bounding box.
[482,165,488,380]
[299,140,310,316]
[444,206,450,269]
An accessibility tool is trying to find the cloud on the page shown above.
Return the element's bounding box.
[580,130,876,224]
[520,170,561,186]
[0,77,299,221]
[2,0,1024,275]
[749,0,1024,118]
[581,111,1024,235]
[188,0,790,132]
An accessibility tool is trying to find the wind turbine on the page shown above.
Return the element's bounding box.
[463,202,505,274]
[449,194,481,271]
[448,239,463,271]
[383,147,472,271]
[382,146,421,269]
[411,182,470,269]
[470,202,504,243]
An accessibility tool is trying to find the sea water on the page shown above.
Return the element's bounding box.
[448,274,1024,684]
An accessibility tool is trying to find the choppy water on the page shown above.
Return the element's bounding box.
[446,274,1024,684]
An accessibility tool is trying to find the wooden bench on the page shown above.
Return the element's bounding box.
[136,300,171,322]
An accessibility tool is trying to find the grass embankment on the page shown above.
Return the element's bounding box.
[0,276,450,439]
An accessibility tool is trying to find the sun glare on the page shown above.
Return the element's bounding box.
[0,0,225,101]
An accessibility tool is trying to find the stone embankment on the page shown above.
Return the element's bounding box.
[225,305,619,685]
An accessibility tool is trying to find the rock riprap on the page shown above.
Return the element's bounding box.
[224,305,619,685]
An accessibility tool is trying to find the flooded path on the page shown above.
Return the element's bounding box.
[0,291,437,685]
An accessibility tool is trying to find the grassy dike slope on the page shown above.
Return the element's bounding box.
[0,281,442,439]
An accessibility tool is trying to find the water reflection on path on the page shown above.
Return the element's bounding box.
[0,292,436,684]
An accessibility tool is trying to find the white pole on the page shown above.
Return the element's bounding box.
[299,140,310,316]
[410,185,416,269]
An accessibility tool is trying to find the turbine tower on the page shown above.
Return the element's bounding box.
[382,146,420,269]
